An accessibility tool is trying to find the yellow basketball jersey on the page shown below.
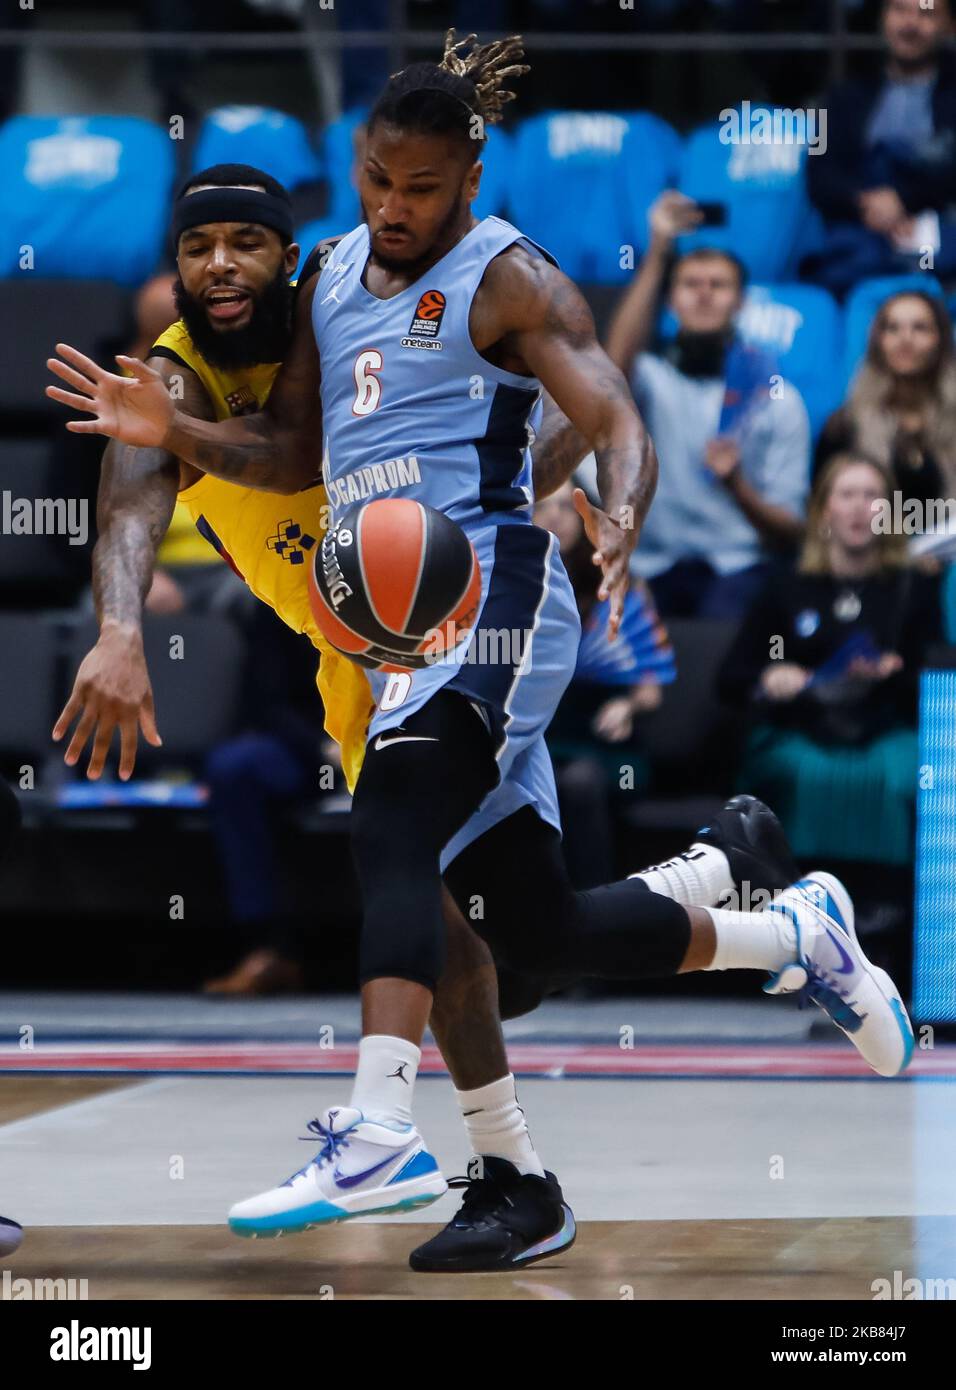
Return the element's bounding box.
[157,498,221,567]
[151,320,374,792]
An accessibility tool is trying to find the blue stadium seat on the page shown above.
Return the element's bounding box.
[473,126,512,220]
[294,217,342,273]
[508,111,674,283]
[191,106,322,191]
[617,112,683,263]
[792,201,828,271]
[676,112,816,283]
[294,110,371,267]
[736,283,844,441]
[842,273,944,390]
[0,116,174,286]
[316,108,368,232]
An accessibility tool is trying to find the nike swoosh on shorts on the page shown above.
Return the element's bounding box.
[373,733,439,750]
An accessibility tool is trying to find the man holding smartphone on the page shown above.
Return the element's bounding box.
[605,191,811,620]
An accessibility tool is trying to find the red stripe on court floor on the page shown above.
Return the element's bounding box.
[0,1042,953,1078]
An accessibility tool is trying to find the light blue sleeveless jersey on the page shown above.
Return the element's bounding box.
[311,215,581,864]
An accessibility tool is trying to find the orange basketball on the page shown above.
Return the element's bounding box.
[308,499,482,671]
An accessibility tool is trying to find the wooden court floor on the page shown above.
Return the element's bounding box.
[3,1078,953,1301]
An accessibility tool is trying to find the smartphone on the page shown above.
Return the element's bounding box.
[696,201,727,228]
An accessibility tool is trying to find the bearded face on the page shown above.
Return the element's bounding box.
[173,264,295,370]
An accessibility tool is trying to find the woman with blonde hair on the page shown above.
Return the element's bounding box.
[816,290,956,500]
[718,452,940,869]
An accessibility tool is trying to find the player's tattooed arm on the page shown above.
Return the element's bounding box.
[92,358,213,629]
[52,359,213,781]
[168,277,324,491]
[530,391,590,500]
[47,276,324,495]
[92,441,178,629]
[486,251,658,637]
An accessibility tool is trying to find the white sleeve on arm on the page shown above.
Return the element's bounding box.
[760,384,811,517]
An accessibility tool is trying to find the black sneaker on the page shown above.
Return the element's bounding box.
[696,794,799,901]
[408,1157,576,1273]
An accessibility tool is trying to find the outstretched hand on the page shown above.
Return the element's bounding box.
[572,486,636,641]
[46,344,174,448]
[52,627,163,781]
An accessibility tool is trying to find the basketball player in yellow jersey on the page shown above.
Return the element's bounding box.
[54,165,372,792]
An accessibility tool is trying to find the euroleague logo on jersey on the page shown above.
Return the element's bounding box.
[402,289,446,351]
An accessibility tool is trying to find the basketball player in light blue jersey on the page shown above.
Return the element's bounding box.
[50,31,915,1272]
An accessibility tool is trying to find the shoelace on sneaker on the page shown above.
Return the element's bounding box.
[300,1116,353,1165]
[282,1117,353,1183]
[797,964,864,1033]
[446,1172,515,1226]
[785,889,866,1035]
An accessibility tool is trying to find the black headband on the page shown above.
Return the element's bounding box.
[171,186,294,249]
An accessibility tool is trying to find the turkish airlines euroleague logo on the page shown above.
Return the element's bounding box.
[407,289,446,340]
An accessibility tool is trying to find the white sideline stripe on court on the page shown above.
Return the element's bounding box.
[1,1076,954,1227]
[0,1076,179,1137]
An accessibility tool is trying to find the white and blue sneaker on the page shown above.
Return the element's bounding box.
[228,1106,447,1238]
[763,872,914,1077]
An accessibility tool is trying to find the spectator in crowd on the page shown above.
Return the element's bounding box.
[804,0,956,297]
[203,602,338,996]
[606,190,810,620]
[815,290,956,503]
[718,452,941,870]
[536,483,676,889]
[127,274,179,363]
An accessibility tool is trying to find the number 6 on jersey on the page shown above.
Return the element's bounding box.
[352,349,383,416]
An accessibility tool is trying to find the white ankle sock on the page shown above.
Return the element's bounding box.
[349,1034,420,1128]
[456,1073,545,1178]
[703,906,797,973]
[630,843,733,908]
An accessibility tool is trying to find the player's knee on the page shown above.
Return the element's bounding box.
[351,796,435,879]
[351,761,450,877]
[489,922,563,977]
[360,875,446,989]
[361,947,443,994]
[496,966,547,1021]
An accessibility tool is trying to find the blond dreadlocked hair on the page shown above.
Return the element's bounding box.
[369,30,529,155]
[438,29,529,125]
